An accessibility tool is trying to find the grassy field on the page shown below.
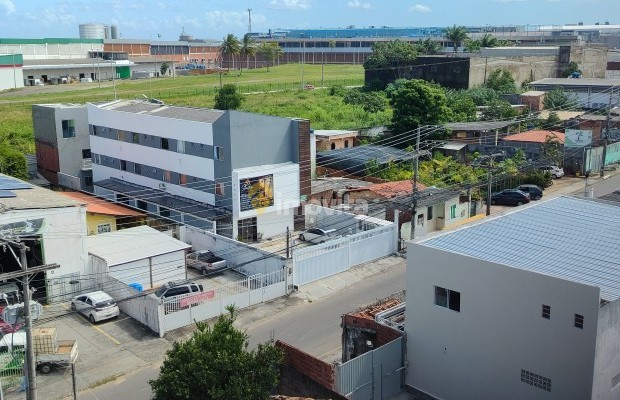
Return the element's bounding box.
[0,64,385,154]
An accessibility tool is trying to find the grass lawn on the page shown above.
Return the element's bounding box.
[0,64,385,153]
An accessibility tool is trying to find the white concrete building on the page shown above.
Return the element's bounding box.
[0,54,23,90]
[87,99,311,240]
[405,196,620,400]
[0,174,88,302]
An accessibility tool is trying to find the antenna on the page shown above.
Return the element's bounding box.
[247,9,252,33]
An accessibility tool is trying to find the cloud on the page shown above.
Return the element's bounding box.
[0,0,15,15]
[24,4,76,27]
[409,4,431,13]
[268,0,311,10]
[348,0,371,9]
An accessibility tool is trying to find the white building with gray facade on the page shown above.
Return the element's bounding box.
[87,99,311,240]
[405,196,620,400]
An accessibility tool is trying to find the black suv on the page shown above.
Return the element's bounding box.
[516,184,543,200]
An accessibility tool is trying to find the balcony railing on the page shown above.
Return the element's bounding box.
[80,158,92,170]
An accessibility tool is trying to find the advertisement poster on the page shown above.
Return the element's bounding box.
[240,175,274,211]
[565,129,592,147]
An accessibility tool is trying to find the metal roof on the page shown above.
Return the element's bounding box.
[530,78,620,88]
[316,145,421,176]
[443,121,515,131]
[0,174,79,210]
[419,196,620,301]
[97,100,225,123]
[87,225,190,267]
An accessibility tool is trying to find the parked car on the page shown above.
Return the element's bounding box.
[70,291,119,323]
[299,228,337,244]
[187,250,227,276]
[539,165,564,179]
[516,184,544,200]
[154,281,203,299]
[490,189,531,206]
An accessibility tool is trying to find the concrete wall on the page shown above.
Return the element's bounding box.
[86,213,117,235]
[469,55,559,88]
[592,298,620,400]
[0,65,23,90]
[568,44,608,79]
[107,251,186,290]
[405,243,600,400]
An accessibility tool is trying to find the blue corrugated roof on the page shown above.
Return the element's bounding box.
[420,196,620,301]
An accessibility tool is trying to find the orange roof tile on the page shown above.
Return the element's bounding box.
[503,130,565,144]
[60,191,145,217]
[361,180,427,199]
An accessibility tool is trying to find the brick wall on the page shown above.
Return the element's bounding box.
[342,314,403,361]
[35,139,59,184]
[276,340,335,391]
[296,119,311,197]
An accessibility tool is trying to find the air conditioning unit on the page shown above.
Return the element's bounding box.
[159,183,166,190]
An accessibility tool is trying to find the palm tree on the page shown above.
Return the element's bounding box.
[480,34,499,48]
[328,40,336,63]
[220,34,240,71]
[444,25,469,52]
[415,38,442,55]
[240,34,256,73]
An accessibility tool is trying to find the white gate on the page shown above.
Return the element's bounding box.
[293,224,396,286]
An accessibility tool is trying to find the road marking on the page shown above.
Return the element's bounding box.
[61,303,121,345]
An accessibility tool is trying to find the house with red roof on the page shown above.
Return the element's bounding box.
[60,191,146,235]
[502,130,565,145]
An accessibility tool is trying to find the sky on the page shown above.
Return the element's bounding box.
[0,0,617,41]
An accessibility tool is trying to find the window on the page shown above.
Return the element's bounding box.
[177,140,185,154]
[62,120,76,138]
[180,174,188,186]
[521,369,551,392]
[160,208,171,218]
[137,200,148,211]
[120,160,127,171]
[84,176,93,186]
[417,214,424,226]
[216,182,225,196]
[134,163,142,174]
[214,146,223,160]
[344,140,349,148]
[542,304,551,319]
[97,223,112,234]
[574,314,584,329]
[82,149,91,159]
[132,132,139,143]
[163,170,171,183]
[93,153,101,164]
[331,142,336,150]
[92,126,98,136]
[117,130,126,141]
[450,204,457,219]
[427,206,433,220]
[434,286,460,312]
[161,138,169,150]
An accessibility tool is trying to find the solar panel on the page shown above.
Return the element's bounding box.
[0,176,32,190]
[0,190,17,198]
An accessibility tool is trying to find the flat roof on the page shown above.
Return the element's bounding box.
[444,121,515,131]
[530,78,620,88]
[0,174,79,210]
[313,129,358,137]
[311,177,372,194]
[419,196,620,302]
[87,225,190,267]
[95,100,225,124]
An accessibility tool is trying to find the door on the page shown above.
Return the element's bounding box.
[238,217,257,242]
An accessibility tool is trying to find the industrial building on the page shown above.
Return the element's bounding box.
[405,196,620,399]
[0,53,23,90]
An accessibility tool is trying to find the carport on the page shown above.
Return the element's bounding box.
[87,225,191,290]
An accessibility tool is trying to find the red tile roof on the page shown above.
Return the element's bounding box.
[352,180,427,199]
[503,130,565,144]
[60,191,145,217]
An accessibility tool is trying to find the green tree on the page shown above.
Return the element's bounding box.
[461,86,500,106]
[444,25,469,52]
[256,42,283,71]
[220,33,240,71]
[214,84,243,110]
[445,91,477,122]
[160,62,169,76]
[150,307,283,400]
[387,79,452,138]
[480,34,500,48]
[464,39,481,53]
[542,133,563,166]
[240,34,256,73]
[481,99,518,120]
[561,61,581,78]
[543,87,579,110]
[0,147,28,180]
[343,89,386,114]
[485,69,516,93]
[414,38,442,55]
[363,40,417,70]
[328,40,336,62]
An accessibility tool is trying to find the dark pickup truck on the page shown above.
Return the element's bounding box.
[187,250,227,276]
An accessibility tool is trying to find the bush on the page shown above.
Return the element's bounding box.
[329,84,347,96]
[521,170,553,189]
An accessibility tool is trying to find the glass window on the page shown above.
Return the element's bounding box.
[216,182,225,196]
[62,120,76,138]
[82,149,91,159]
[177,140,185,154]
[542,304,551,319]
[118,130,126,141]
[120,160,127,171]
[161,138,169,150]
[450,204,457,219]
[214,146,223,160]
[134,163,142,174]
[427,206,433,220]
[163,170,171,183]
[97,223,112,234]
[434,286,448,308]
[84,176,93,186]
[434,286,460,312]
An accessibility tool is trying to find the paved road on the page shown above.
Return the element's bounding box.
[78,260,406,400]
[590,172,620,198]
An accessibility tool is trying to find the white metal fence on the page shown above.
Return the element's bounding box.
[293,223,397,286]
[335,337,404,400]
[159,268,288,336]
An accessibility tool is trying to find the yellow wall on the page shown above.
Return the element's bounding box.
[86,213,117,235]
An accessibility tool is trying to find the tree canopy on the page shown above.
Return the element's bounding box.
[543,87,579,110]
[480,99,518,121]
[386,79,452,138]
[485,69,517,93]
[444,25,469,52]
[214,84,243,110]
[149,307,283,400]
[220,34,241,71]
[363,40,417,70]
[561,61,582,78]
[256,42,283,71]
[240,34,257,72]
[414,38,442,55]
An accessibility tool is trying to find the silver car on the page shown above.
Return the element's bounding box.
[71,291,119,323]
[299,228,338,244]
[539,165,564,179]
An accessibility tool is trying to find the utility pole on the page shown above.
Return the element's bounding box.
[410,127,421,240]
[485,152,504,217]
[601,85,614,177]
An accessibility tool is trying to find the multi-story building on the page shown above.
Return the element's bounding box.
[405,196,620,400]
[87,99,310,240]
[33,103,93,191]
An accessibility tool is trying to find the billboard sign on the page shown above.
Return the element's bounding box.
[239,175,274,212]
[565,129,592,147]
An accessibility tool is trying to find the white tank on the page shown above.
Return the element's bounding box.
[79,23,107,39]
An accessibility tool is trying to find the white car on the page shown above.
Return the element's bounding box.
[539,165,564,179]
[298,228,338,244]
[71,291,119,323]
